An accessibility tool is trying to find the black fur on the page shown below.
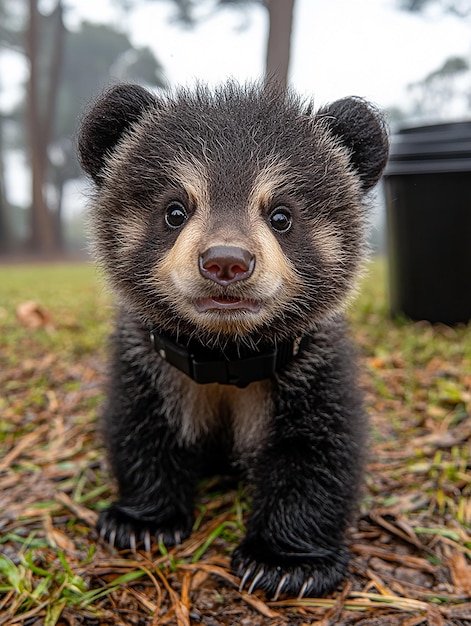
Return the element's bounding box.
[78,82,389,598]
[317,97,389,192]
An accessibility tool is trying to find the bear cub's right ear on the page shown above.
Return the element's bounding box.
[77,83,157,185]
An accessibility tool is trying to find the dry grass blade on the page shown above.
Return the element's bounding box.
[154,568,190,626]
[366,569,396,596]
[368,512,428,551]
[351,544,436,573]
[273,591,431,613]
[0,425,49,472]
[442,602,471,620]
[448,552,471,596]
[313,580,353,626]
[55,490,98,528]
[127,588,159,615]
[179,562,240,587]
[241,592,287,619]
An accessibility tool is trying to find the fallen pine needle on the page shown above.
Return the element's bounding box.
[0,426,49,472]
[55,491,97,528]
[154,568,190,626]
[271,591,431,613]
[179,562,239,588]
[241,592,287,619]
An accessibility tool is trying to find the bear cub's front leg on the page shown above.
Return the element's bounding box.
[96,343,199,552]
[232,357,365,599]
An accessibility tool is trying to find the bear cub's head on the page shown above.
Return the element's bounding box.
[78,82,388,346]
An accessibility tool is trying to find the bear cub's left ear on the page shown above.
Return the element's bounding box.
[318,97,389,192]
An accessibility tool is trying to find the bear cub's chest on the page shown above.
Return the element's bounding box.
[158,365,274,454]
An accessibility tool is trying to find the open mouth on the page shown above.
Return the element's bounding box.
[194,296,261,313]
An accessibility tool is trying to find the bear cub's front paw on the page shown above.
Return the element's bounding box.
[97,503,193,552]
[232,539,349,599]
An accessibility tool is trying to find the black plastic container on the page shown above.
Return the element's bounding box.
[383,121,471,325]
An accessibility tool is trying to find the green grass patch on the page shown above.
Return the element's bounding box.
[0,262,111,365]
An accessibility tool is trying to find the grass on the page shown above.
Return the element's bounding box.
[0,264,110,362]
[0,259,470,625]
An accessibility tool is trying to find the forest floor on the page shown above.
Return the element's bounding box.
[0,260,470,626]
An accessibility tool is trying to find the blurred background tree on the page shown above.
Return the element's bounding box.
[26,0,65,254]
[0,0,295,257]
[407,55,470,118]
[396,0,471,122]
[0,0,165,256]
[399,0,471,16]
[44,20,165,251]
[0,0,22,254]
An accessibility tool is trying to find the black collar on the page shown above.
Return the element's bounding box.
[149,331,308,388]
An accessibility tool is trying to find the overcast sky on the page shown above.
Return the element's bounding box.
[65,0,471,111]
[2,0,471,112]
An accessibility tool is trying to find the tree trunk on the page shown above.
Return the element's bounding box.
[265,0,296,91]
[26,0,65,255]
[0,178,11,255]
[45,2,66,249]
[26,0,56,254]
[0,112,12,255]
[44,3,65,155]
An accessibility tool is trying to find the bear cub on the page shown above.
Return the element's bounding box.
[78,82,389,599]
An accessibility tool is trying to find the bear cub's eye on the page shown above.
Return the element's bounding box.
[269,206,292,233]
[165,201,188,229]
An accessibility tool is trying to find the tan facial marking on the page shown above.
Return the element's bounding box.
[157,209,205,290]
[156,157,211,288]
[310,218,346,267]
[173,155,211,211]
[247,158,293,221]
[247,160,302,295]
[112,212,148,256]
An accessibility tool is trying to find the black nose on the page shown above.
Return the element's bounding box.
[199,245,255,285]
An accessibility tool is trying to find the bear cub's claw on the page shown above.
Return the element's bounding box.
[97,504,193,552]
[232,541,349,599]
